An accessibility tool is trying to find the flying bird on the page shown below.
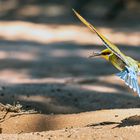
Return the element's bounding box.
[73,9,140,97]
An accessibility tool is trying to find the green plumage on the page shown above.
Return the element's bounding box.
[73,9,140,96]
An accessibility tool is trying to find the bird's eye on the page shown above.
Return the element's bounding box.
[102,52,111,55]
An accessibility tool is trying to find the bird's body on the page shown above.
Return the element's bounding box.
[73,9,140,96]
[98,49,139,72]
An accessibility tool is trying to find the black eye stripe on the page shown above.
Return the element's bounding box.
[102,52,111,55]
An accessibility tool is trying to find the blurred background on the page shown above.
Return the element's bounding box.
[0,0,140,114]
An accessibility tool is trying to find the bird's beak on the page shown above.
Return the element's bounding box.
[88,52,101,58]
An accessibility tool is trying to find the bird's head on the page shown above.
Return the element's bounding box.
[100,49,112,61]
[89,49,111,61]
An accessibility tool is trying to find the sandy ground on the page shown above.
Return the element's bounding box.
[0,5,140,139]
[0,109,140,139]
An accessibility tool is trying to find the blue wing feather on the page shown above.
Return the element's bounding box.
[116,67,140,97]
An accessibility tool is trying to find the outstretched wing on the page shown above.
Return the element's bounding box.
[116,66,140,96]
[73,9,129,66]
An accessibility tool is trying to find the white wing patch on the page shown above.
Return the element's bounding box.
[116,66,140,96]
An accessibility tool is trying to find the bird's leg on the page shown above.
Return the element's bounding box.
[88,52,102,58]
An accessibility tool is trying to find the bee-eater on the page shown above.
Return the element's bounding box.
[73,9,140,97]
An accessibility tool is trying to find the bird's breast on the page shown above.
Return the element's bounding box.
[109,54,125,71]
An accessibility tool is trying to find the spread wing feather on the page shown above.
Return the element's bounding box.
[116,67,140,96]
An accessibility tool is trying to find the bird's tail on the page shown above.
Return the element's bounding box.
[116,68,140,96]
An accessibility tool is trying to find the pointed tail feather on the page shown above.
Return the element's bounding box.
[116,68,140,97]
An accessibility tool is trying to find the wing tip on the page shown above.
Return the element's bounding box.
[72,9,81,19]
[72,8,76,14]
[116,69,140,97]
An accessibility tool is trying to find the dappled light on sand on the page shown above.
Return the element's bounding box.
[0,50,38,61]
[81,84,118,93]
[0,21,139,46]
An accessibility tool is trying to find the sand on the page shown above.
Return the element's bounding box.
[0,10,140,139]
[0,109,140,140]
